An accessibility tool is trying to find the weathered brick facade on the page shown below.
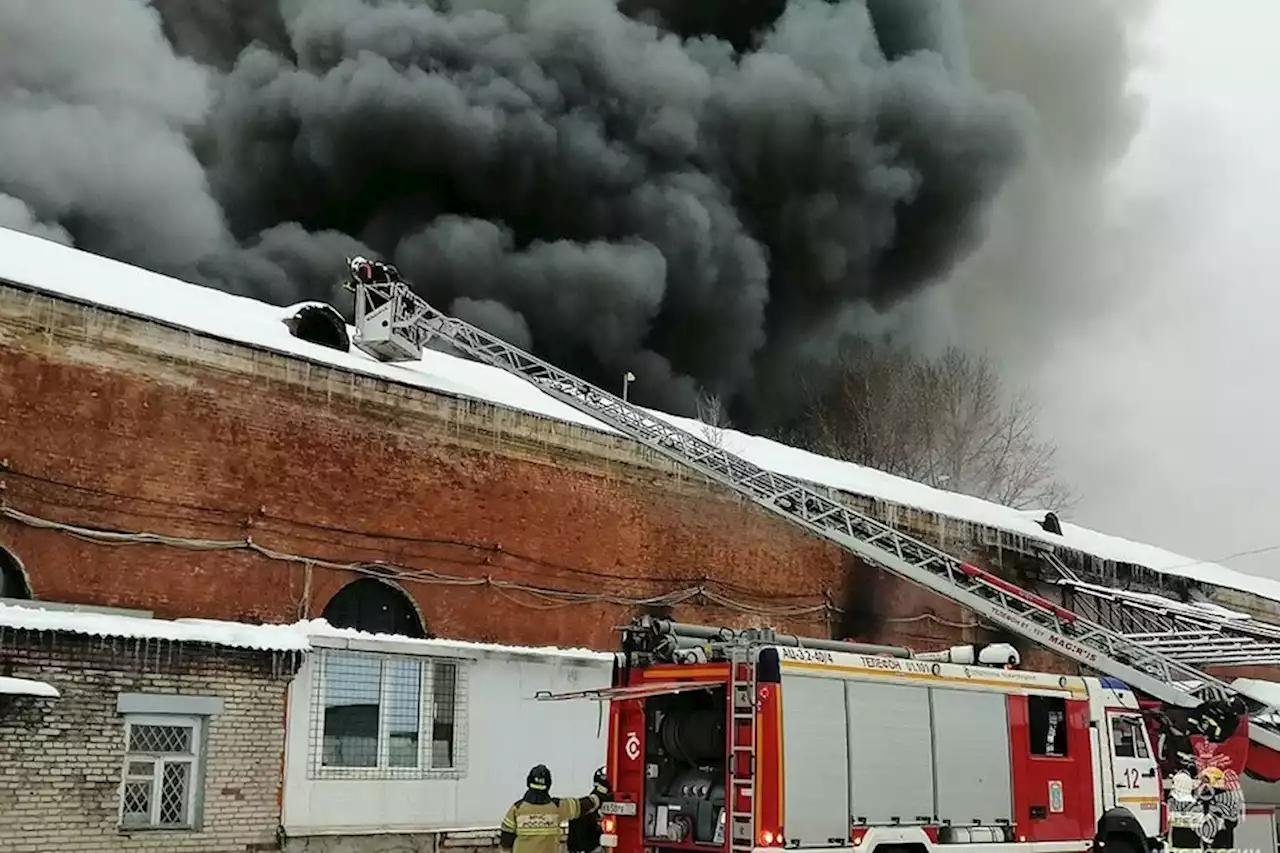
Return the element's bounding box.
[0,282,1272,680]
[0,284,1006,657]
[0,629,297,852]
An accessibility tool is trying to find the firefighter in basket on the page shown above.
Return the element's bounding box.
[500,764,612,853]
[347,255,402,286]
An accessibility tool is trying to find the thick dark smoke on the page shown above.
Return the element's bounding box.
[1,0,1057,425]
[893,0,1156,376]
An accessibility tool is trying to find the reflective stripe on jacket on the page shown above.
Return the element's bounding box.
[501,795,600,853]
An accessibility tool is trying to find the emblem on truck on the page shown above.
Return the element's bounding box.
[624,730,641,761]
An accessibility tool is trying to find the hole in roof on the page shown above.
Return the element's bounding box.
[284,303,350,353]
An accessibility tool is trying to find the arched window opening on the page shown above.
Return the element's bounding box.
[283,303,350,353]
[322,579,425,638]
[0,548,31,600]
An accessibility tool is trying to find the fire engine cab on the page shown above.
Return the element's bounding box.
[572,618,1166,853]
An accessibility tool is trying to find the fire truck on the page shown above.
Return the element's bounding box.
[549,617,1171,853]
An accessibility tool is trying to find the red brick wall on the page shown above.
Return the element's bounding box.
[0,286,1085,674]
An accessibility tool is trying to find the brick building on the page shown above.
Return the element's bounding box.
[4,228,1280,846]
[0,601,304,852]
[0,597,620,853]
[0,259,982,659]
[1,225,1280,676]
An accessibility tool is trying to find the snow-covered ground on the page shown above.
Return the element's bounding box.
[2,226,1279,605]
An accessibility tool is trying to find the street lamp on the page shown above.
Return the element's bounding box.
[622,371,636,402]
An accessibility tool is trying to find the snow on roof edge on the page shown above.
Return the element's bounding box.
[0,603,613,662]
[3,226,1279,607]
[0,602,311,652]
[0,675,60,698]
[303,620,614,663]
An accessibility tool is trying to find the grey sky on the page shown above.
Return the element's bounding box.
[1031,0,1280,577]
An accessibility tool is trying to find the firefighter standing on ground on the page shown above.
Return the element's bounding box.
[500,765,612,853]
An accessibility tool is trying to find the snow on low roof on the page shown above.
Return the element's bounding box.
[0,601,312,652]
[0,602,612,662]
[0,675,60,698]
[3,226,1278,605]
[303,620,614,664]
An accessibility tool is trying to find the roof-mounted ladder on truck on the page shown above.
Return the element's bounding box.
[343,274,1280,772]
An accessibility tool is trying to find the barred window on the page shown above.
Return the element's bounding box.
[312,650,466,779]
[119,715,202,830]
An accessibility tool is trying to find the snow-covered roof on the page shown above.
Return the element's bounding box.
[0,601,312,652]
[2,226,1278,605]
[305,620,613,664]
[0,601,612,662]
[0,675,59,699]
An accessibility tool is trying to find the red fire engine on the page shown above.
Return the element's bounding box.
[572,618,1181,853]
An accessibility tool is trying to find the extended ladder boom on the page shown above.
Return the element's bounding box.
[347,278,1280,751]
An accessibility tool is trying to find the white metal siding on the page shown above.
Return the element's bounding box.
[930,688,1013,825]
[782,676,851,846]
[1238,809,1278,853]
[846,682,935,825]
[282,649,612,834]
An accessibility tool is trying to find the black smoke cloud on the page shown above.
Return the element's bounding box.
[0,0,1033,424]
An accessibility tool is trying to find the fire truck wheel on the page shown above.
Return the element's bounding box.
[1098,832,1141,853]
[1095,807,1148,853]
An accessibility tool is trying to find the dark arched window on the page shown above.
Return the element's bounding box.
[0,548,31,600]
[322,579,425,638]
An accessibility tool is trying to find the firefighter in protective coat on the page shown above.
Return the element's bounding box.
[347,255,402,285]
[500,765,611,853]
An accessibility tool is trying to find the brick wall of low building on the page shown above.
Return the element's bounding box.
[0,629,298,852]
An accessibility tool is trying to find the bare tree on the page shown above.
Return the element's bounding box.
[695,389,731,448]
[787,341,1075,511]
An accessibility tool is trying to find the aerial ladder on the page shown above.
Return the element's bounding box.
[343,272,1280,763]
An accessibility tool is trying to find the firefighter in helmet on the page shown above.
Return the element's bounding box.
[500,765,611,853]
[347,255,402,285]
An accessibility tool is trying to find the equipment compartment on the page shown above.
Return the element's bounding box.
[642,685,728,848]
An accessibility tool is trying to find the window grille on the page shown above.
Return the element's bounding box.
[119,715,202,829]
[310,649,467,779]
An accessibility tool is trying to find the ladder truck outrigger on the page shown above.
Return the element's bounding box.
[341,267,1280,849]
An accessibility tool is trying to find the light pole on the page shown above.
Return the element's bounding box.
[622,371,636,402]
